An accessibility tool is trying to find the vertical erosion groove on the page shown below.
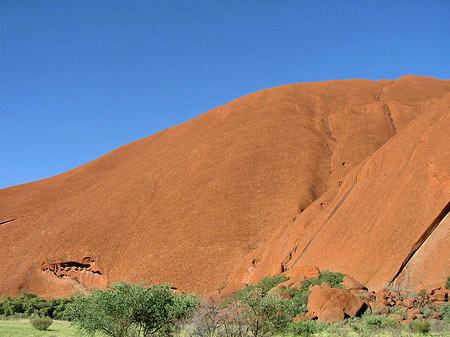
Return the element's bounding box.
[385,104,398,134]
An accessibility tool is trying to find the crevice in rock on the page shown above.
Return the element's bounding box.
[326,175,358,222]
[0,217,20,225]
[384,103,398,134]
[389,200,450,285]
[0,218,17,225]
[376,86,397,135]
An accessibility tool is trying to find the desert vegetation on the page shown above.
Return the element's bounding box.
[1,272,449,336]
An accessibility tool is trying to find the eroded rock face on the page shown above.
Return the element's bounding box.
[307,288,365,323]
[1,76,449,298]
[41,257,105,289]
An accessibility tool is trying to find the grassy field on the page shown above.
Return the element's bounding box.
[0,319,91,337]
[1,318,449,337]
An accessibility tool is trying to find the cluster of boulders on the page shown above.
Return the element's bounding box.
[267,266,449,324]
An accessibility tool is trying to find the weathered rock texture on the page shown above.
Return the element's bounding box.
[1,76,449,298]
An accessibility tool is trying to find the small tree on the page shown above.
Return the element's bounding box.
[184,302,226,337]
[68,282,200,337]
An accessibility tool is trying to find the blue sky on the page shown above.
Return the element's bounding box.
[1,1,449,189]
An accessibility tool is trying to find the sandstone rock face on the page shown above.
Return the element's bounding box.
[231,77,450,294]
[307,287,365,323]
[1,76,450,298]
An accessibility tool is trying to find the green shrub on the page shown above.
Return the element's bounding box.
[409,319,431,334]
[257,275,289,294]
[422,307,434,318]
[0,291,71,319]
[360,314,398,331]
[446,276,450,290]
[388,305,407,319]
[30,316,53,330]
[287,320,325,336]
[439,303,450,320]
[221,274,288,308]
[68,282,200,337]
[300,270,346,291]
[284,287,310,316]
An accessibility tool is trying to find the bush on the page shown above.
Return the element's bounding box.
[257,275,288,294]
[299,270,346,291]
[287,320,325,336]
[68,282,200,337]
[221,274,288,308]
[409,319,431,334]
[284,287,310,316]
[30,316,53,330]
[446,276,450,290]
[439,303,450,320]
[0,291,71,319]
[360,314,398,331]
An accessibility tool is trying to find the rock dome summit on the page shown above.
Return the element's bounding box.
[1,75,449,299]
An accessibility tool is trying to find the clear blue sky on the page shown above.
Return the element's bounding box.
[1,1,449,189]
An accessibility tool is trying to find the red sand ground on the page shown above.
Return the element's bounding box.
[1,76,449,298]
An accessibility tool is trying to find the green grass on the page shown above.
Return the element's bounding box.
[1,318,449,337]
[0,319,101,337]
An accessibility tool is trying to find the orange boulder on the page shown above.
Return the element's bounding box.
[307,287,366,323]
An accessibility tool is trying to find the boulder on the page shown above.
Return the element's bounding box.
[342,276,366,290]
[309,284,321,292]
[432,300,446,306]
[267,288,292,299]
[276,291,292,299]
[369,301,389,315]
[430,293,446,301]
[350,289,365,295]
[289,274,307,288]
[319,307,345,323]
[365,292,376,302]
[283,266,321,280]
[278,280,294,289]
[307,287,365,323]
[402,297,416,308]
[389,314,405,321]
[406,307,421,320]
[291,312,315,322]
[430,288,447,301]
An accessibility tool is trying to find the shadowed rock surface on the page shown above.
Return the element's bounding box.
[1,75,449,298]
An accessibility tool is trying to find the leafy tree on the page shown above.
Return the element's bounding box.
[68,282,200,337]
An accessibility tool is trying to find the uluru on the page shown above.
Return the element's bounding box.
[1,75,449,299]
